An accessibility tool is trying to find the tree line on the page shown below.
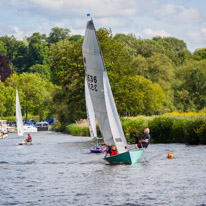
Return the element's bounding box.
[0,26,206,129]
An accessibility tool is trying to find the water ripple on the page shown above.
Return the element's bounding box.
[0,132,206,206]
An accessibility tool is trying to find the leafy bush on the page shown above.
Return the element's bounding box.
[121,116,148,143]
[65,114,206,145]
[66,124,90,136]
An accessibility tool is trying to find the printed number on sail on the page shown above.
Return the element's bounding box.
[87,74,98,91]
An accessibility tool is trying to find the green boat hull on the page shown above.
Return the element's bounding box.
[105,149,144,165]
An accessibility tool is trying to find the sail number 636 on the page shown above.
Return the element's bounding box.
[87,75,98,91]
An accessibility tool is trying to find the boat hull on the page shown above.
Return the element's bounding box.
[19,141,32,145]
[0,133,8,139]
[23,125,37,133]
[90,147,105,153]
[104,149,143,164]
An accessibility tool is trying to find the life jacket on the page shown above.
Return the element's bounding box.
[110,149,118,156]
[27,135,32,141]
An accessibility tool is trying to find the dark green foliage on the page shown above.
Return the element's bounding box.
[49,39,85,124]
[69,35,83,42]
[0,54,13,82]
[26,33,48,68]
[47,27,71,44]
[28,64,51,79]
[121,117,148,143]
[149,115,206,145]
[2,25,206,136]
[149,116,174,143]
[193,48,206,60]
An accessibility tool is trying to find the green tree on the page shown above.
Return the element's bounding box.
[47,27,71,44]
[5,72,56,121]
[0,36,28,71]
[0,81,6,115]
[114,75,165,116]
[49,39,85,124]
[28,64,51,80]
[152,36,190,65]
[2,86,16,117]
[174,59,206,111]
[0,41,7,56]
[69,35,83,42]
[26,33,48,68]
[0,54,13,82]
[193,48,206,60]
[131,53,175,111]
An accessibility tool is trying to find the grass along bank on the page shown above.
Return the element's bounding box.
[65,113,206,145]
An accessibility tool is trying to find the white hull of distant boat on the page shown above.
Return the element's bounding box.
[23,125,37,133]
[0,133,8,139]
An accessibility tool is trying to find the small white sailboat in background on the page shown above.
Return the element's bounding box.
[82,18,143,164]
[0,120,8,139]
[16,89,32,145]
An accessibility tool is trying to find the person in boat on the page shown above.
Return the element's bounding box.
[104,144,118,158]
[26,133,32,142]
[101,143,109,152]
[135,128,151,149]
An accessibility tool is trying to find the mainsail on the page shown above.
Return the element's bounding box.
[82,19,128,154]
[16,89,24,137]
[85,78,97,138]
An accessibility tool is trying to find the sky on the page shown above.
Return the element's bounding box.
[0,0,206,52]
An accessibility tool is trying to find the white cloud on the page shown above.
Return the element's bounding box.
[156,4,201,23]
[9,26,24,40]
[70,28,85,36]
[201,28,206,37]
[96,17,127,28]
[143,28,172,37]
[9,0,138,18]
[187,31,202,43]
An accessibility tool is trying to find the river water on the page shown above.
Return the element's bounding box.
[0,131,206,206]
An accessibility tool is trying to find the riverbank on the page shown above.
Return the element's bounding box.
[64,113,206,145]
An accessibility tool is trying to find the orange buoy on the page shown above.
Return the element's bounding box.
[167,152,173,159]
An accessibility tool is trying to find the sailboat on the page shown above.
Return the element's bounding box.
[0,120,8,139]
[16,89,32,145]
[85,78,104,153]
[82,19,143,164]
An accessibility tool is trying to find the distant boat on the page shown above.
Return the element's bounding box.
[24,122,37,133]
[82,19,143,164]
[36,121,49,131]
[16,89,33,145]
[0,131,8,139]
[0,120,8,139]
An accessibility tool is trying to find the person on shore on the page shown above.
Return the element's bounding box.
[135,128,151,149]
[26,133,32,142]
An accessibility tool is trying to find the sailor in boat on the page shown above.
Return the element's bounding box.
[25,133,32,143]
[104,144,118,158]
[135,128,151,149]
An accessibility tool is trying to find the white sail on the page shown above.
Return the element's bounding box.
[103,72,128,153]
[82,19,128,152]
[83,19,113,146]
[85,77,97,138]
[16,89,24,137]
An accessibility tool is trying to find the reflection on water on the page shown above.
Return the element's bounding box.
[0,131,206,206]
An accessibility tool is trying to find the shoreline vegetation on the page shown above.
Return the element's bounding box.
[62,112,206,145]
[1,28,206,145]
